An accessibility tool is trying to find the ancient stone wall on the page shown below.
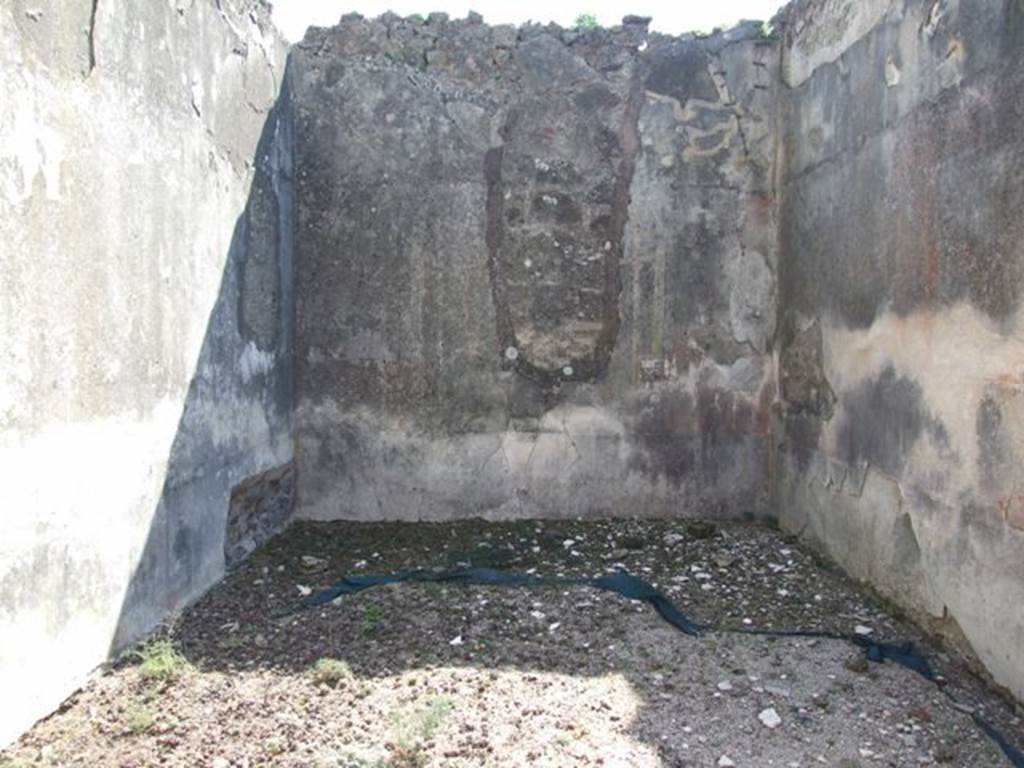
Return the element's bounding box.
[775,0,1024,701]
[290,15,780,521]
[0,0,292,745]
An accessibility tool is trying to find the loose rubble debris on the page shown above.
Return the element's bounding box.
[2,518,1020,767]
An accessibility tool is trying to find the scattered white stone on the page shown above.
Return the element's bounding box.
[562,539,576,549]
[759,707,782,729]
[718,757,737,767]
[296,584,312,596]
[353,559,368,569]
[548,622,561,632]
[530,610,546,620]
[663,533,685,546]
[562,366,574,377]
[212,758,230,768]
[717,680,734,692]
[854,625,874,636]
[504,346,519,361]
[449,635,464,646]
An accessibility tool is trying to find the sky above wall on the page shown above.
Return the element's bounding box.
[271,0,787,41]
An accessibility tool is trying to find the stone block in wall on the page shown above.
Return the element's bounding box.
[225,462,295,568]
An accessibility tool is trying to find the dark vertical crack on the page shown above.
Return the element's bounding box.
[484,138,514,352]
[595,67,644,380]
[87,0,99,75]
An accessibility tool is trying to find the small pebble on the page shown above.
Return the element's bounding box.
[759,707,782,729]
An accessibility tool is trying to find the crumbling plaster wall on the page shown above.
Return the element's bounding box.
[775,0,1024,700]
[0,0,292,746]
[291,15,780,521]
[4,0,1024,747]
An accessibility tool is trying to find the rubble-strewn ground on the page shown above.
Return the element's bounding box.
[3,519,1022,768]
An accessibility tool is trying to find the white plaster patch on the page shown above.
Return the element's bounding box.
[239,340,275,383]
[0,99,65,204]
[783,0,897,87]
[885,56,902,87]
[0,336,32,426]
[729,249,776,354]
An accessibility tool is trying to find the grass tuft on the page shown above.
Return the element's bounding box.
[363,603,385,633]
[311,657,353,687]
[133,639,193,684]
[125,703,155,735]
[574,13,599,30]
[392,695,453,749]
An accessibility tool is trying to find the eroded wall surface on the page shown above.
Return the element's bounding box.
[292,15,779,521]
[0,0,292,745]
[776,0,1024,700]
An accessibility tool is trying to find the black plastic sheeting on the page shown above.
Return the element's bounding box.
[304,566,1023,767]
[306,568,703,636]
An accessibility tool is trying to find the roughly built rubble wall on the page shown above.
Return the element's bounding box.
[0,0,293,746]
[774,0,1024,702]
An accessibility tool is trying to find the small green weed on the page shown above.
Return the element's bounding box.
[392,696,453,748]
[133,639,193,684]
[574,13,599,29]
[264,736,286,755]
[312,657,353,687]
[363,603,385,632]
[385,697,453,768]
[125,703,155,735]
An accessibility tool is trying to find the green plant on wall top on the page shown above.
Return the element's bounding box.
[574,13,599,29]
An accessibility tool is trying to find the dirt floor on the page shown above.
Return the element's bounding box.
[2,519,1022,768]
